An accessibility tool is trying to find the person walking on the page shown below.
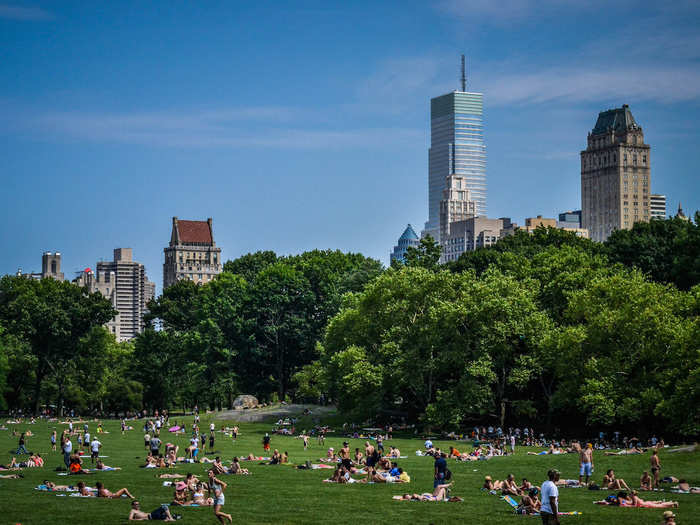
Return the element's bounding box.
[208,469,233,524]
[50,430,57,452]
[579,443,594,485]
[90,436,102,464]
[434,452,447,488]
[16,432,29,455]
[540,469,560,525]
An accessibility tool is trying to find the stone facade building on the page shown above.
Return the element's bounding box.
[74,248,155,342]
[439,174,476,240]
[441,216,505,263]
[16,251,65,280]
[581,104,651,242]
[163,217,222,289]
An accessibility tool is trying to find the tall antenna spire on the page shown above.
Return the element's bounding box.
[460,54,466,92]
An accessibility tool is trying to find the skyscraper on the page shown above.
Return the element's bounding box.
[581,104,651,242]
[424,63,486,242]
[390,224,420,263]
[163,217,222,289]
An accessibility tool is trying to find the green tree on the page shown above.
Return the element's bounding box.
[222,250,278,282]
[0,276,116,415]
[404,235,441,270]
[605,214,700,290]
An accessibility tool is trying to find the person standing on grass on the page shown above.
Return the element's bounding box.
[540,469,560,525]
[302,434,309,451]
[121,419,126,435]
[651,449,661,489]
[579,443,594,485]
[209,431,215,452]
[150,434,162,457]
[510,433,516,454]
[51,430,57,451]
[434,452,447,488]
[262,433,271,453]
[90,436,102,464]
[62,432,73,469]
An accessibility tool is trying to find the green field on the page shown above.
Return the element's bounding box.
[1,414,698,524]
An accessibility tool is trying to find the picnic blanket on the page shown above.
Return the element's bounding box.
[241,456,270,461]
[502,495,581,516]
[35,485,79,492]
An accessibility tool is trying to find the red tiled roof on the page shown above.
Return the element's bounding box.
[177,220,212,244]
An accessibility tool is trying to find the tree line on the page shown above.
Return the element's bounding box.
[0,215,698,437]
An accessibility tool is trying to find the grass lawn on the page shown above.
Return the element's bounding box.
[1,414,698,524]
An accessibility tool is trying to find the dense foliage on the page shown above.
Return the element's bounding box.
[0,217,697,438]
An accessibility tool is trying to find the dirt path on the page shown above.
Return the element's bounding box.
[214,404,336,422]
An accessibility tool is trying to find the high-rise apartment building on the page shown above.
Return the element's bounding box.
[390,224,420,263]
[581,104,651,242]
[558,210,582,229]
[650,194,666,220]
[74,248,155,341]
[163,217,222,289]
[424,87,486,241]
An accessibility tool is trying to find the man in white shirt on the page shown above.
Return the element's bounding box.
[540,468,560,524]
[62,435,73,468]
[90,438,102,464]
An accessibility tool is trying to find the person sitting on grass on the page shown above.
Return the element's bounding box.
[502,474,522,496]
[603,469,631,491]
[661,510,677,525]
[269,449,282,465]
[128,500,176,521]
[192,482,214,506]
[518,488,541,514]
[230,457,249,475]
[96,480,135,499]
[171,481,191,506]
[68,454,91,475]
[483,475,503,491]
[389,446,401,458]
[281,451,289,464]
[641,471,652,490]
[210,457,229,474]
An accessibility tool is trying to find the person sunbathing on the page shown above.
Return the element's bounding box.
[96,481,135,499]
[624,490,678,508]
[281,451,289,464]
[640,471,652,490]
[171,482,191,506]
[519,488,541,514]
[674,479,700,494]
[483,475,503,491]
[192,482,214,506]
[77,481,95,497]
[269,450,282,465]
[604,447,644,455]
[128,500,176,521]
[159,473,185,479]
[42,480,71,490]
[389,446,401,458]
[519,478,538,492]
[603,469,631,491]
[211,457,229,473]
[95,460,120,471]
[354,448,364,463]
[229,457,249,475]
[502,474,522,496]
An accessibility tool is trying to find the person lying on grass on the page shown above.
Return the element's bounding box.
[391,482,461,501]
[672,479,700,494]
[95,459,120,471]
[96,480,135,499]
[604,446,645,455]
[0,473,23,479]
[158,473,185,479]
[128,500,176,521]
[77,481,95,497]
[41,480,72,490]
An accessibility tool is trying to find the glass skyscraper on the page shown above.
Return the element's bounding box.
[424,91,486,241]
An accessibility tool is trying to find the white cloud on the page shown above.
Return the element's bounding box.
[0,4,52,20]
[26,107,421,149]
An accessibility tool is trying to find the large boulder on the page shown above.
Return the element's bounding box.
[233,395,259,409]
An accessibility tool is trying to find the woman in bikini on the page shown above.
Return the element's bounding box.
[96,481,135,499]
[192,482,214,506]
[603,469,631,491]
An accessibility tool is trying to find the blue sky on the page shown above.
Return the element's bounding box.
[2,0,699,291]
